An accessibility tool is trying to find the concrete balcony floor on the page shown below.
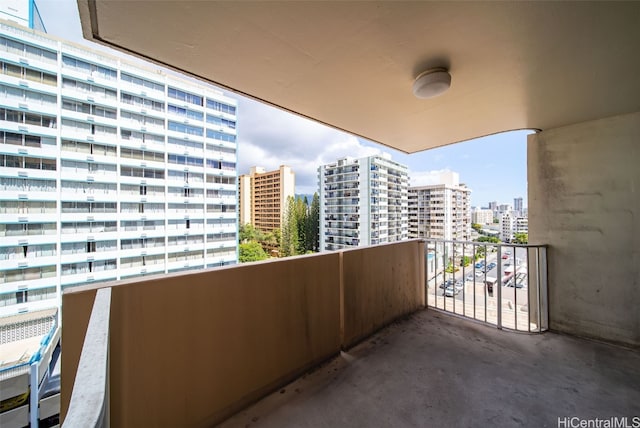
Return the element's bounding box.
[221,310,640,427]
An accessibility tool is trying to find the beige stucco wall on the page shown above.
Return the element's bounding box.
[61,241,426,426]
[528,111,640,346]
[342,240,425,348]
[62,253,342,427]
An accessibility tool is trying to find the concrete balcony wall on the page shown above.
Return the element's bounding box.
[528,111,640,346]
[342,240,425,348]
[62,253,342,427]
[61,240,425,427]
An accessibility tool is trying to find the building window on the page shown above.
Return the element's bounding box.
[62,55,117,80]
[206,100,236,115]
[168,87,203,106]
[168,104,204,121]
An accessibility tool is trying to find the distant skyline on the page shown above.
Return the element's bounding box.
[35,0,529,208]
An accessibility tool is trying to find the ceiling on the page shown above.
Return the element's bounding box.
[78,1,640,154]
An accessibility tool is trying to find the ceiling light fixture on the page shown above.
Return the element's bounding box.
[412,67,451,99]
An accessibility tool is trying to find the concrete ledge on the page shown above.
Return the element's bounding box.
[64,287,111,428]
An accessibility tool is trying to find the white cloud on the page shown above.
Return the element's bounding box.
[236,96,382,194]
[409,169,456,187]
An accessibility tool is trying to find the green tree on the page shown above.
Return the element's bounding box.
[460,255,472,267]
[513,233,528,244]
[281,196,298,257]
[239,241,268,263]
[294,196,308,254]
[445,263,459,273]
[239,223,264,243]
[471,223,482,232]
[308,192,320,252]
[476,236,501,244]
[262,229,280,253]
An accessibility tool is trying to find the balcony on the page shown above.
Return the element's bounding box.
[61,239,640,427]
[61,240,425,426]
[63,4,640,425]
[56,240,640,426]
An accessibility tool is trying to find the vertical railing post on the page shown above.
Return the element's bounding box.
[30,359,39,427]
[528,245,541,332]
[496,244,502,329]
[472,243,476,320]
[451,242,456,313]
[461,242,466,317]
[540,246,549,331]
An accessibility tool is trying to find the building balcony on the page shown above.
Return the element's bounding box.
[0,71,59,97]
[59,68,117,92]
[59,270,117,288]
[59,3,640,424]
[0,97,58,119]
[60,238,640,427]
[223,306,639,428]
[60,87,119,110]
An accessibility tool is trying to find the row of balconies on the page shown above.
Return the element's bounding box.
[324,221,359,230]
[324,182,359,191]
[0,237,237,266]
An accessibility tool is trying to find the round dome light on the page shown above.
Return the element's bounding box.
[412,68,451,99]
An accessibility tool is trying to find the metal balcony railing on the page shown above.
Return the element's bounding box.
[424,238,548,332]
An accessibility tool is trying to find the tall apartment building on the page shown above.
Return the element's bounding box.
[238,165,295,232]
[319,154,408,251]
[471,208,494,225]
[0,21,239,318]
[500,211,529,242]
[513,197,523,216]
[408,171,471,241]
[497,203,513,215]
[0,0,45,32]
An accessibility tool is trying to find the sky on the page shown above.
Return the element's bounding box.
[34,0,529,208]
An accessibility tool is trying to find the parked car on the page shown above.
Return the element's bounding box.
[475,270,484,277]
[440,279,455,289]
[502,254,509,259]
[444,286,460,297]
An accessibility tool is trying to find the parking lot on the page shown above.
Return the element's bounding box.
[426,245,538,331]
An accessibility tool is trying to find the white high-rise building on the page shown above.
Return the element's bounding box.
[318,154,409,251]
[500,212,529,242]
[408,171,471,241]
[0,0,45,32]
[0,21,239,318]
[472,208,494,225]
[500,212,515,242]
[514,197,523,216]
